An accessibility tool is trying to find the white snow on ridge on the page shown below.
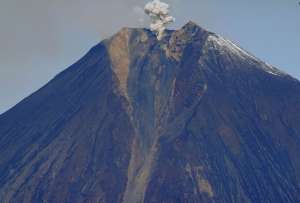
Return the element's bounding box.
[207,34,286,77]
[208,34,256,61]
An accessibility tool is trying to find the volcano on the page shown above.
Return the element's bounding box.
[0,22,300,203]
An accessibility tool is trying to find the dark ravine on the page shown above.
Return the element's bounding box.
[0,22,300,203]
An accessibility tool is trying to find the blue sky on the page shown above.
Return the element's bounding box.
[0,0,299,114]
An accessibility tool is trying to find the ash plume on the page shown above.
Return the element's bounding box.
[144,0,175,40]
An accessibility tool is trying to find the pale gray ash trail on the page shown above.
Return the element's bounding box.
[0,22,300,203]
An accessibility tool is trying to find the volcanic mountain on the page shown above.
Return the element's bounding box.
[0,22,300,203]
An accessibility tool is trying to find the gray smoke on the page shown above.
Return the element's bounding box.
[144,0,175,40]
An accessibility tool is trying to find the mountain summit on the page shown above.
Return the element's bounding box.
[1,22,300,203]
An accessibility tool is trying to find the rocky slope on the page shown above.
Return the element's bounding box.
[0,22,300,203]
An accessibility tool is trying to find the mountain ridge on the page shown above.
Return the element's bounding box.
[0,22,300,203]
[0,21,291,118]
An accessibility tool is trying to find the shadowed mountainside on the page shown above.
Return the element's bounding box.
[0,22,300,203]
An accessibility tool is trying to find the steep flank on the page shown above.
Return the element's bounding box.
[0,22,300,203]
[107,28,131,99]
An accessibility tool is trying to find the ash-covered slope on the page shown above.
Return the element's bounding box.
[0,22,300,203]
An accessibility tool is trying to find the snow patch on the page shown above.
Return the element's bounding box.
[207,34,286,77]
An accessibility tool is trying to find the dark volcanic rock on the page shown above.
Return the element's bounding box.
[1,22,300,203]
